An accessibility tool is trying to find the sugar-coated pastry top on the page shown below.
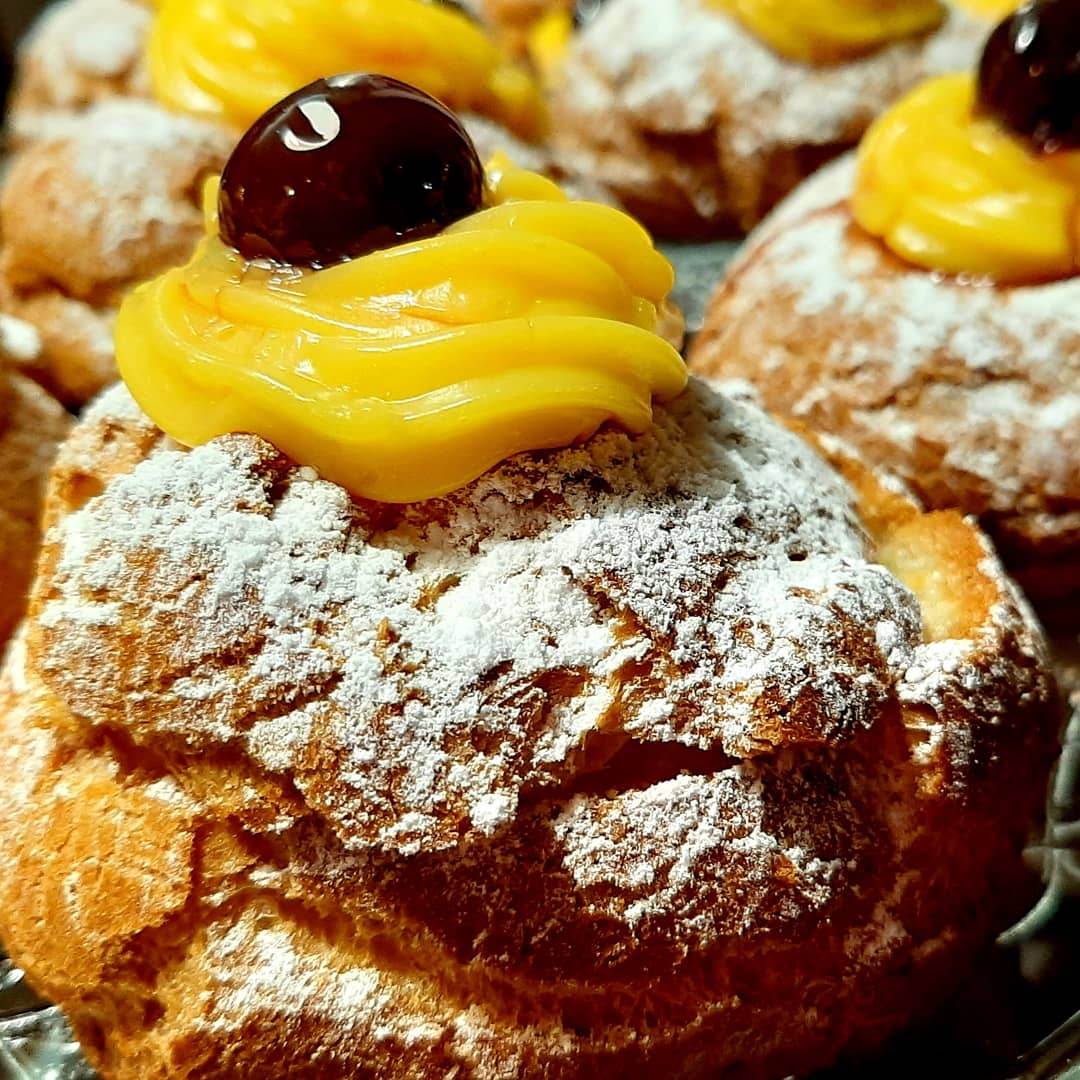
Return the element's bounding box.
[534,0,951,71]
[149,0,546,140]
[8,0,152,143]
[31,378,1049,857]
[0,98,234,406]
[853,0,1080,282]
[1,100,233,303]
[116,77,684,504]
[705,0,946,65]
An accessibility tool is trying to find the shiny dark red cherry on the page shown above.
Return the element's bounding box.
[573,0,608,29]
[218,74,485,267]
[977,0,1080,152]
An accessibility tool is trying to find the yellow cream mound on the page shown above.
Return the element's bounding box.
[706,0,945,64]
[115,163,687,504]
[149,0,547,142]
[853,74,1080,283]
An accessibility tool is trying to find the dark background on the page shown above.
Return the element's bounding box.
[0,0,46,51]
[0,0,50,105]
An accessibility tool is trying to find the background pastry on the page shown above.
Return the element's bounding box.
[0,77,1061,1080]
[0,313,70,651]
[6,0,151,144]
[549,0,990,237]
[0,98,233,406]
[689,0,1080,605]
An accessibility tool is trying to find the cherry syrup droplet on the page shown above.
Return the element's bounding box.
[218,74,485,267]
[573,0,608,29]
[977,0,1080,152]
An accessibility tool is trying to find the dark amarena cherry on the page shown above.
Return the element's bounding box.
[218,74,485,266]
[977,0,1080,152]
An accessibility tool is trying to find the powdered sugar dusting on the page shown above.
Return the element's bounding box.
[554,769,844,937]
[38,379,944,864]
[554,0,986,225]
[61,99,233,273]
[29,0,147,79]
[11,0,151,136]
[207,921,388,1024]
[0,315,42,365]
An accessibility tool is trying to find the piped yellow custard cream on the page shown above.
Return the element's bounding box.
[705,0,945,65]
[149,0,547,141]
[853,0,1080,283]
[116,75,686,505]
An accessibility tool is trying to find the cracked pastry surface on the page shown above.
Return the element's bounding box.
[688,155,1080,603]
[0,377,1057,1079]
[0,316,70,650]
[549,0,988,237]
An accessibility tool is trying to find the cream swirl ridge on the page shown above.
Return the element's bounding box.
[115,164,687,504]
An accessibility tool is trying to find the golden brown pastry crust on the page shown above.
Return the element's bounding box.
[0,325,70,650]
[549,0,987,238]
[0,100,234,407]
[0,378,1058,1078]
[688,156,1080,603]
[7,0,152,146]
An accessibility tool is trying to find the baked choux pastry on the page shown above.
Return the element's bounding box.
[7,0,152,145]
[548,0,992,238]
[690,0,1080,605]
[0,77,1060,1080]
[0,314,71,650]
[0,99,233,407]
